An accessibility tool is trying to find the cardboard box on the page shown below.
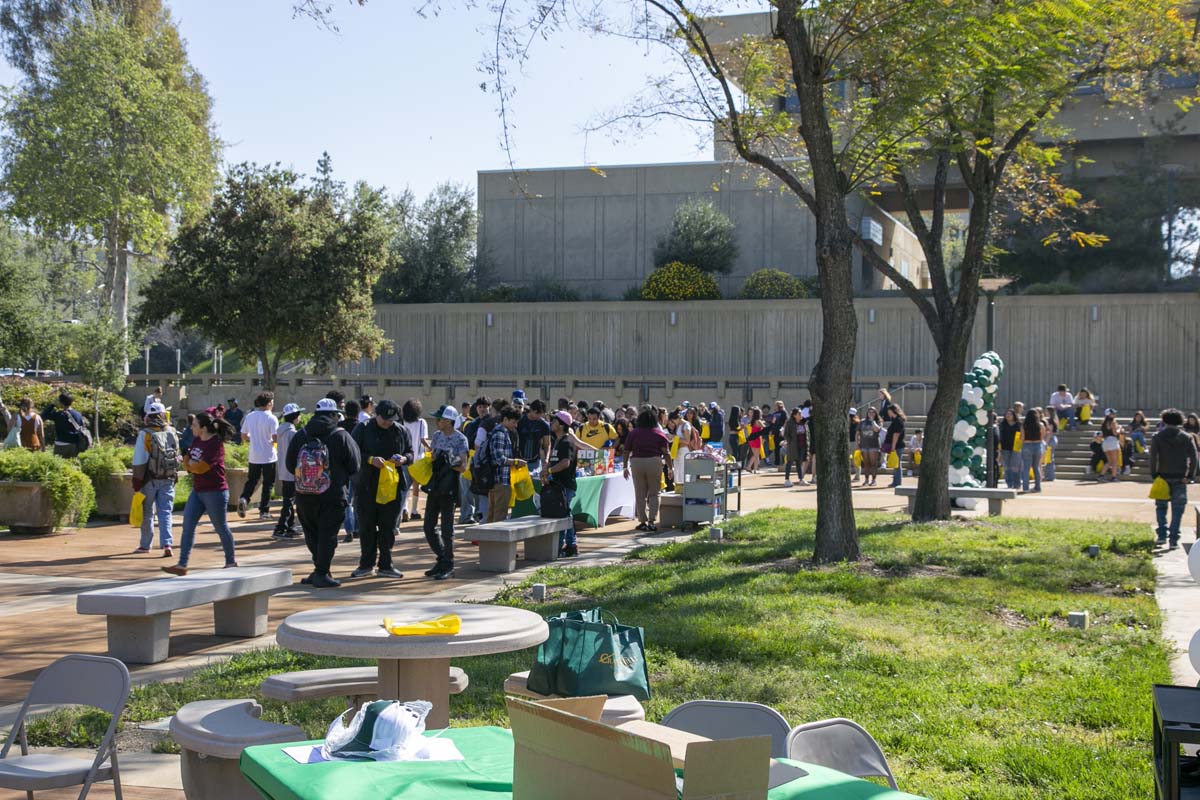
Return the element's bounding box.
[506,695,771,800]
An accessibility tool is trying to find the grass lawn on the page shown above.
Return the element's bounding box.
[30,509,1167,798]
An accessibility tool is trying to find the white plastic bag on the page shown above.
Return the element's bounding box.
[321,699,433,762]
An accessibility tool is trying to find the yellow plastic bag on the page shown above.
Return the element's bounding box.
[376,462,399,504]
[737,428,747,445]
[463,450,473,481]
[886,450,900,470]
[511,463,534,501]
[1150,477,1171,500]
[670,437,680,459]
[382,614,461,636]
[1095,460,1105,473]
[408,452,433,486]
[1043,447,1052,466]
[1058,417,1068,431]
[701,423,710,440]
[853,449,863,467]
[913,451,922,465]
[1013,432,1023,451]
[1079,404,1092,422]
[129,491,145,528]
[1135,440,1145,454]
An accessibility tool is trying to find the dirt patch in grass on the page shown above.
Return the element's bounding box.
[1070,581,1139,597]
[993,607,1033,628]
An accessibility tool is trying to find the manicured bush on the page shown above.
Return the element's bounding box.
[738,268,809,299]
[76,443,134,487]
[0,448,95,528]
[476,280,581,303]
[653,199,739,274]
[640,262,722,301]
[0,377,138,441]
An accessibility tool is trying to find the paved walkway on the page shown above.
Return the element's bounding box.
[0,469,1186,797]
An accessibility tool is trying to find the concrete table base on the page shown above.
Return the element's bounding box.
[378,657,453,728]
[524,534,559,562]
[478,541,518,573]
[108,612,171,664]
[213,593,269,637]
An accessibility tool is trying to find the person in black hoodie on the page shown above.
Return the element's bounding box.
[1151,408,1198,549]
[350,399,413,579]
[285,398,361,588]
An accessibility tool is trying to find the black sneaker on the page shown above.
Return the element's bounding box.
[1170,539,1181,551]
[272,530,286,540]
[342,533,353,544]
[377,567,404,579]
[300,573,315,585]
[283,531,301,539]
[424,564,443,577]
[433,567,455,580]
[1157,537,1169,547]
[411,512,422,520]
[312,573,342,589]
[560,545,578,558]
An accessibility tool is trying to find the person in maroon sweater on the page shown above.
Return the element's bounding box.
[163,411,239,575]
[621,406,673,532]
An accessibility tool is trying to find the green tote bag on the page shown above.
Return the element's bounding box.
[526,608,601,696]
[527,607,650,701]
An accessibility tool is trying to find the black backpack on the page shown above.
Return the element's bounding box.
[540,482,571,519]
[66,411,92,452]
[469,432,498,495]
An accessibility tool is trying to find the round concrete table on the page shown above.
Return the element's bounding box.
[275,601,548,728]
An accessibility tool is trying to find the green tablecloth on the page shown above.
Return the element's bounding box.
[570,474,605,527]
[240,727,926,800]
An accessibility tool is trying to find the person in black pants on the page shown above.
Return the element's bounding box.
[285,399,361,589]
[350,400,413,580]
[423,405,470,580]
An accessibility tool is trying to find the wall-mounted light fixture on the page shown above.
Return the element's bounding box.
[669,311,678,326]
[1090,305,1099,322]
[868,308,876,324]
[486,312,494,327]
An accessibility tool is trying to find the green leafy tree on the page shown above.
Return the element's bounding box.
[852,1,1197,521]
[653,199,739,275]
[0,228,43,367]
[138,162,393,391]
[641,262,721,301]
[1,7,218,347]
[739,269,808,300]
[374,182,481,303]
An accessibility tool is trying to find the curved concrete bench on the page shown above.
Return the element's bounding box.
[504,670,645,726]
[170,699,303,800]
[76,567,292,664]
[461,517,572,572]
[260,666,469,708]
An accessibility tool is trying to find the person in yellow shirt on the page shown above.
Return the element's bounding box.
[579,406,617,450]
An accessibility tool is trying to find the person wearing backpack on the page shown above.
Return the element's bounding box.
[163,411,239,576]
[349,399,413,580]
[42,392,90,457]
[285,398,362,588]
[132,402,181,557]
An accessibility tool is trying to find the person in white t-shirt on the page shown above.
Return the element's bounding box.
[401,399,430,522]
[237,391,279,521]
[1049,384,1075,430]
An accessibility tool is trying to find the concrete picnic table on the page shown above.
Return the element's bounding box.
[274,601,548,728]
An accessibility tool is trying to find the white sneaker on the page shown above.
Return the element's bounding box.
[783,480,793,488]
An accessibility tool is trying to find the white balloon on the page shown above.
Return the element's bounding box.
[1188,543,1200,584]
[973,447,986,459]
[975,409,988,426]
[954,420,974,441]
[1189,629,1200,675]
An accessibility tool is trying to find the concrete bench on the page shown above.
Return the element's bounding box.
[894,486,1018,517]
[461,517,572,572]
[76,567,292,664]
[171,699,304,800]
[260,665,469,709]
[659,492,683,530]
[504,670,645,726]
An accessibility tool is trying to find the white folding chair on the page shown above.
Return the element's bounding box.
[661,699,791,758]
[0,654,130,800]
[786,717,898,789]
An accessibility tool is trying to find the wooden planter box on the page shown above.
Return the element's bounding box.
[94,471,134,522]
[0,481,65,534]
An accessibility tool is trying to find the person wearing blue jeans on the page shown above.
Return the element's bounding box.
[138,479,175,554]
[176,490,237,568]
[546,412,579,557]
[1150,409,1198,549]
[1020,410,1045,493]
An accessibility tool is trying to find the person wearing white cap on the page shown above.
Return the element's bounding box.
[285,398,362,588]
[422,405,469,579]
[272,403,304,539]
[131,401,181,556]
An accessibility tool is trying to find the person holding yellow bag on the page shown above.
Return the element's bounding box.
[483,407,526,524]
[349,400,413,580]
[884,405,907,488]
[1151,409,1198,550]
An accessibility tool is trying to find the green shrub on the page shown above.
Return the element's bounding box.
[653,199,739,274]
[0,448,95,528]
[1022,281,1079,295]
[738,268,809,299]
[640,262,722,301]
[226,442,249,468]
[475,280,581,303]
[0,377,138,441]
[76,442,134,487]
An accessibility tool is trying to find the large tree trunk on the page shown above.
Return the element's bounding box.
[911,335,972,520]
[809,221,860,562]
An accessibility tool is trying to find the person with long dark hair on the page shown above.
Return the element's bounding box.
[857,407,882,486]
[622,406,672,532]
[401,399,429,522]
[1021,409,1045,492]
[998,409,1022,489]
[727,405,745,465]
[885,405,907,488]
[163,411,239,575]
[1100,413,1122,482]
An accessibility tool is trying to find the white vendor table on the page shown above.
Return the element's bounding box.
[275,601,547,728]
[570,471,636,528]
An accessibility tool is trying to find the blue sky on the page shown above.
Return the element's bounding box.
[150,1,714,200]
